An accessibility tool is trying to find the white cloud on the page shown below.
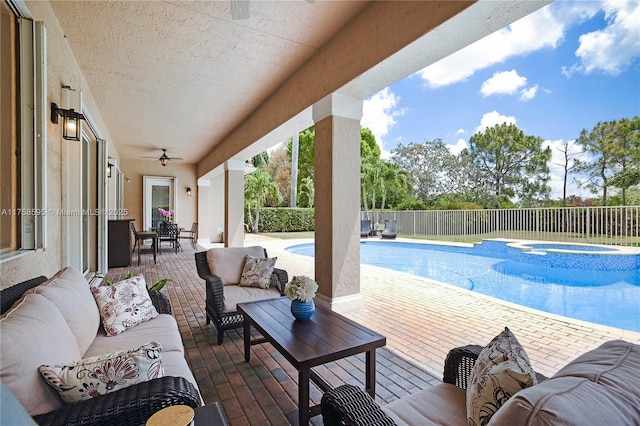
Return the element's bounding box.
[519,84,539,102]
[419,5,564,88]
[362,87,406,158]
[568,0,640,75]
[474,111,516,134]
[448,138,468,156]
[455,128,465,136]
[480,70,527,97]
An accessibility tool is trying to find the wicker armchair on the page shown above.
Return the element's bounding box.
[195,250,288,345]
[321,345,547,426]
[0,278,201,426]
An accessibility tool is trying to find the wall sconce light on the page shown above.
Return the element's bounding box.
[107,162,114,178]
[50,102,86,141]
[186,187,192,197]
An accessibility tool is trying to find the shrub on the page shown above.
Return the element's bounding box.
[248,207,315,232]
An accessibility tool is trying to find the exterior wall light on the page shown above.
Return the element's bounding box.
[186,187,192,197]
[50,102,86,141]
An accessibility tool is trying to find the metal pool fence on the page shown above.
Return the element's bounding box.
[362,206,640,247]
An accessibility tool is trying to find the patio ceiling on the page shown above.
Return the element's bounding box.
[49,0,549,176]
[50,0,368,164]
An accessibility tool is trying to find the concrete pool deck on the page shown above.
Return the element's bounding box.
[244,233,640,378]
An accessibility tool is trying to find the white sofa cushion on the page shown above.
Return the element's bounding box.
[39,342,163,404]
[382,383,467,426]
[489,340,640,425]
[222,285,282,313]
[206,246,265,285]
[33,266,100,354]
[0,293,82,415]
[85,314,185,357]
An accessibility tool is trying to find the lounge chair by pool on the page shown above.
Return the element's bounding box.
[381,220,397,239]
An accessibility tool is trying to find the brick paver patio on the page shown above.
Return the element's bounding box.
[107,234,640,425]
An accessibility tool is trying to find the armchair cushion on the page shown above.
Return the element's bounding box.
[383,383,467,426]
[206,246,265,285]
[239,256,277,289]
[222,285,282,313]
[466,327,537,426]
[39,342,164,404]
[0,293,82,415]
[91,275,159,336]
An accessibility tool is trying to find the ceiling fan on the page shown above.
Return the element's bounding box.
[142,149,183,167]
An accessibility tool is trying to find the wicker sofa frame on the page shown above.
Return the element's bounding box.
[195,250,288,345]
[321,345,547,426]
[0,277,201,426]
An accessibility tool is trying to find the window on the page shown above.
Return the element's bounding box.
[0,0,46,259]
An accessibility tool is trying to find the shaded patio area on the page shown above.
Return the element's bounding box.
[106,235,640,425]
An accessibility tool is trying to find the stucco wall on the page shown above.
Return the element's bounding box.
[120,159,197,232]
[0,1,114,288]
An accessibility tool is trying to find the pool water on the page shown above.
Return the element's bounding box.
[286,241,640,332]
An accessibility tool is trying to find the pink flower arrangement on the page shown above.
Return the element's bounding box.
[157,208,175,221]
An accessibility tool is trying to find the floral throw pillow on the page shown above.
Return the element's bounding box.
[39,342,163,404]
[239,256,277,289]
[91,275,158,336]
[466,327,537,426]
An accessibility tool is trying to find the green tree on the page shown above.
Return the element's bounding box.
[461,123,551,208]
[360,127,381,158]
[573,118,639,206]
[391,139,462,206]
[244,169,282,232]
[299,176,315,208]
[608,116,640,204]
[286,127,315,207]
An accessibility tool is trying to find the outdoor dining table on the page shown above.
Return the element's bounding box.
[149,224,184,252]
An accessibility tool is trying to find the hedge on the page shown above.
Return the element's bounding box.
[248,207,315,232]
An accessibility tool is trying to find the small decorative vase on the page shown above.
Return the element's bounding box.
[290,299,315,321]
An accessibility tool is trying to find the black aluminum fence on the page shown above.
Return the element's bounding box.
[362,207,640,247]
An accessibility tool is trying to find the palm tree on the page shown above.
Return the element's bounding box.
[244,169,282,232]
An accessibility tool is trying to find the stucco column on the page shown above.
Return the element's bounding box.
[224,160,245,247]
[313,93,363,313]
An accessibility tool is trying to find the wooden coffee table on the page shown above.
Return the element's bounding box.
[237,297,386,426]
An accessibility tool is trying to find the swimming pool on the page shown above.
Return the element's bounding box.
[286,240,640,332]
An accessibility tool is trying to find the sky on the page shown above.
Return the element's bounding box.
[361,0,640,200]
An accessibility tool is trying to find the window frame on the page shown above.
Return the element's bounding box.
[0,0,46,262]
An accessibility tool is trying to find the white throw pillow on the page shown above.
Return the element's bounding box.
[40,342,163,404]
[91,275,158,336]
[466,327,537,426]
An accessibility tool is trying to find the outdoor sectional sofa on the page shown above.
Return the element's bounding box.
[0,267,201,425]
[322,338,640,425]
